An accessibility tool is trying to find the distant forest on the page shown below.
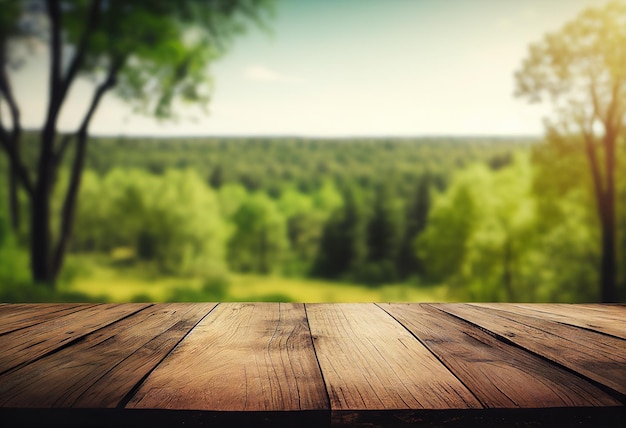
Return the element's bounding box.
[2,134,624,302]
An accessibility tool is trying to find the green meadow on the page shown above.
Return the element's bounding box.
[58,255,448,303]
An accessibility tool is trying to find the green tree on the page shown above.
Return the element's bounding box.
[313,185,368,280]
[416,173,477,286]
[530,134,602,301]
[72,168,228,276]
[417,157,539,301]
[277,188,321,275]
[227,193,288,274]
[363,183,404,284]
[218,183,249,219]
[417,154,600,302]
[0,0,271,285]
[459,158,538,301]
[515,1,626,302]
[397,175,431,278]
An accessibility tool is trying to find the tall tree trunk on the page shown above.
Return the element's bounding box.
[50,130,87,279]
[31,124,56,284]
[600,206,617,302]
[29,0,63,285]
[600,125,618,302]
[8,163,19,230]
[582,124,619,303]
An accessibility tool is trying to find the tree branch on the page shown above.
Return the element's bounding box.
[588,72,603,124]
[0,101,33,199]
[58,0,102,105]
[0,61,20,135]
[602,80,620,209]
[54,133,74,165]
[0,44,32,196]
[581,129,606,221]
[46,0,62,108]
[0,129,33,197]
[604,80,621,131]
[52,57,123,276]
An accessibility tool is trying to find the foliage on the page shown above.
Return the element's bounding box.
[3,135,618,303]
[58,135,526,284]
[418,152,604,302]
[227,193,288,274]
[72,168,228,276]
[515,0,626,302]
[313,184,369,281]
[0,0,273,285]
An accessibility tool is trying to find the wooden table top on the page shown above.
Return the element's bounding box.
[0,302,624,427]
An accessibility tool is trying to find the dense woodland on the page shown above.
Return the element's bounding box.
[2,134,624,302]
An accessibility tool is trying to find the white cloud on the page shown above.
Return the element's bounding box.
[243,65,304,84]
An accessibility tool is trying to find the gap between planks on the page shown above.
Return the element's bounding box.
[0,302,624,428]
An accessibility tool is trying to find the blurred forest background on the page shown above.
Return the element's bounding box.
[1,1,626,303]
[2,133,624,303]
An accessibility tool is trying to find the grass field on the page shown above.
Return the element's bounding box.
[59,256,449,303]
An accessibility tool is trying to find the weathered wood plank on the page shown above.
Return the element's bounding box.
[0,303,215,408]
[578,303,626,309]
[0,304,99,336]
[0,302,623,428]
[435,303,626,397]
[0,303,88,319]
[306,303,481,412]
[575,304,626,317]
[380,303,621,408]
[0,303,150,374]
[128,303,328,413]
[472,303,626,340]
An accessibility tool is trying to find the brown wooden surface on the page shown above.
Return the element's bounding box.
[0,303,99,335]
[0,303,150,374]
[307,303,480,411]
[128,302,328,412]
[380,303,620,408]
[479,303,626,339]
[0,302,624,427]
[435,303,626,396]
[0,303,214,408]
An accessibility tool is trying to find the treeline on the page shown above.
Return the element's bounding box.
[16,134,526,192]
[5,134,623,301]
[58,136,525,284]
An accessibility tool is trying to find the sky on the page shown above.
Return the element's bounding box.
[10,0,605,137]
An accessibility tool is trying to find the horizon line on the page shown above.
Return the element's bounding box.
[20,129,543,140]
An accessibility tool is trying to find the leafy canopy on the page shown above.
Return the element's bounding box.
[4,0,272,119]
[515,0,626,132]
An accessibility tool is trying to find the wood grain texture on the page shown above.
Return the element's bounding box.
[473,303,626,339]
[0,303,150,374]
[435,303,626,396]
[306,303,482,411]
[128,303,328,412]
[0,302,624,428]
[380,303,621,408]
[577,303,626,313]
[0,304,99,335]
[0,303,215,408]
